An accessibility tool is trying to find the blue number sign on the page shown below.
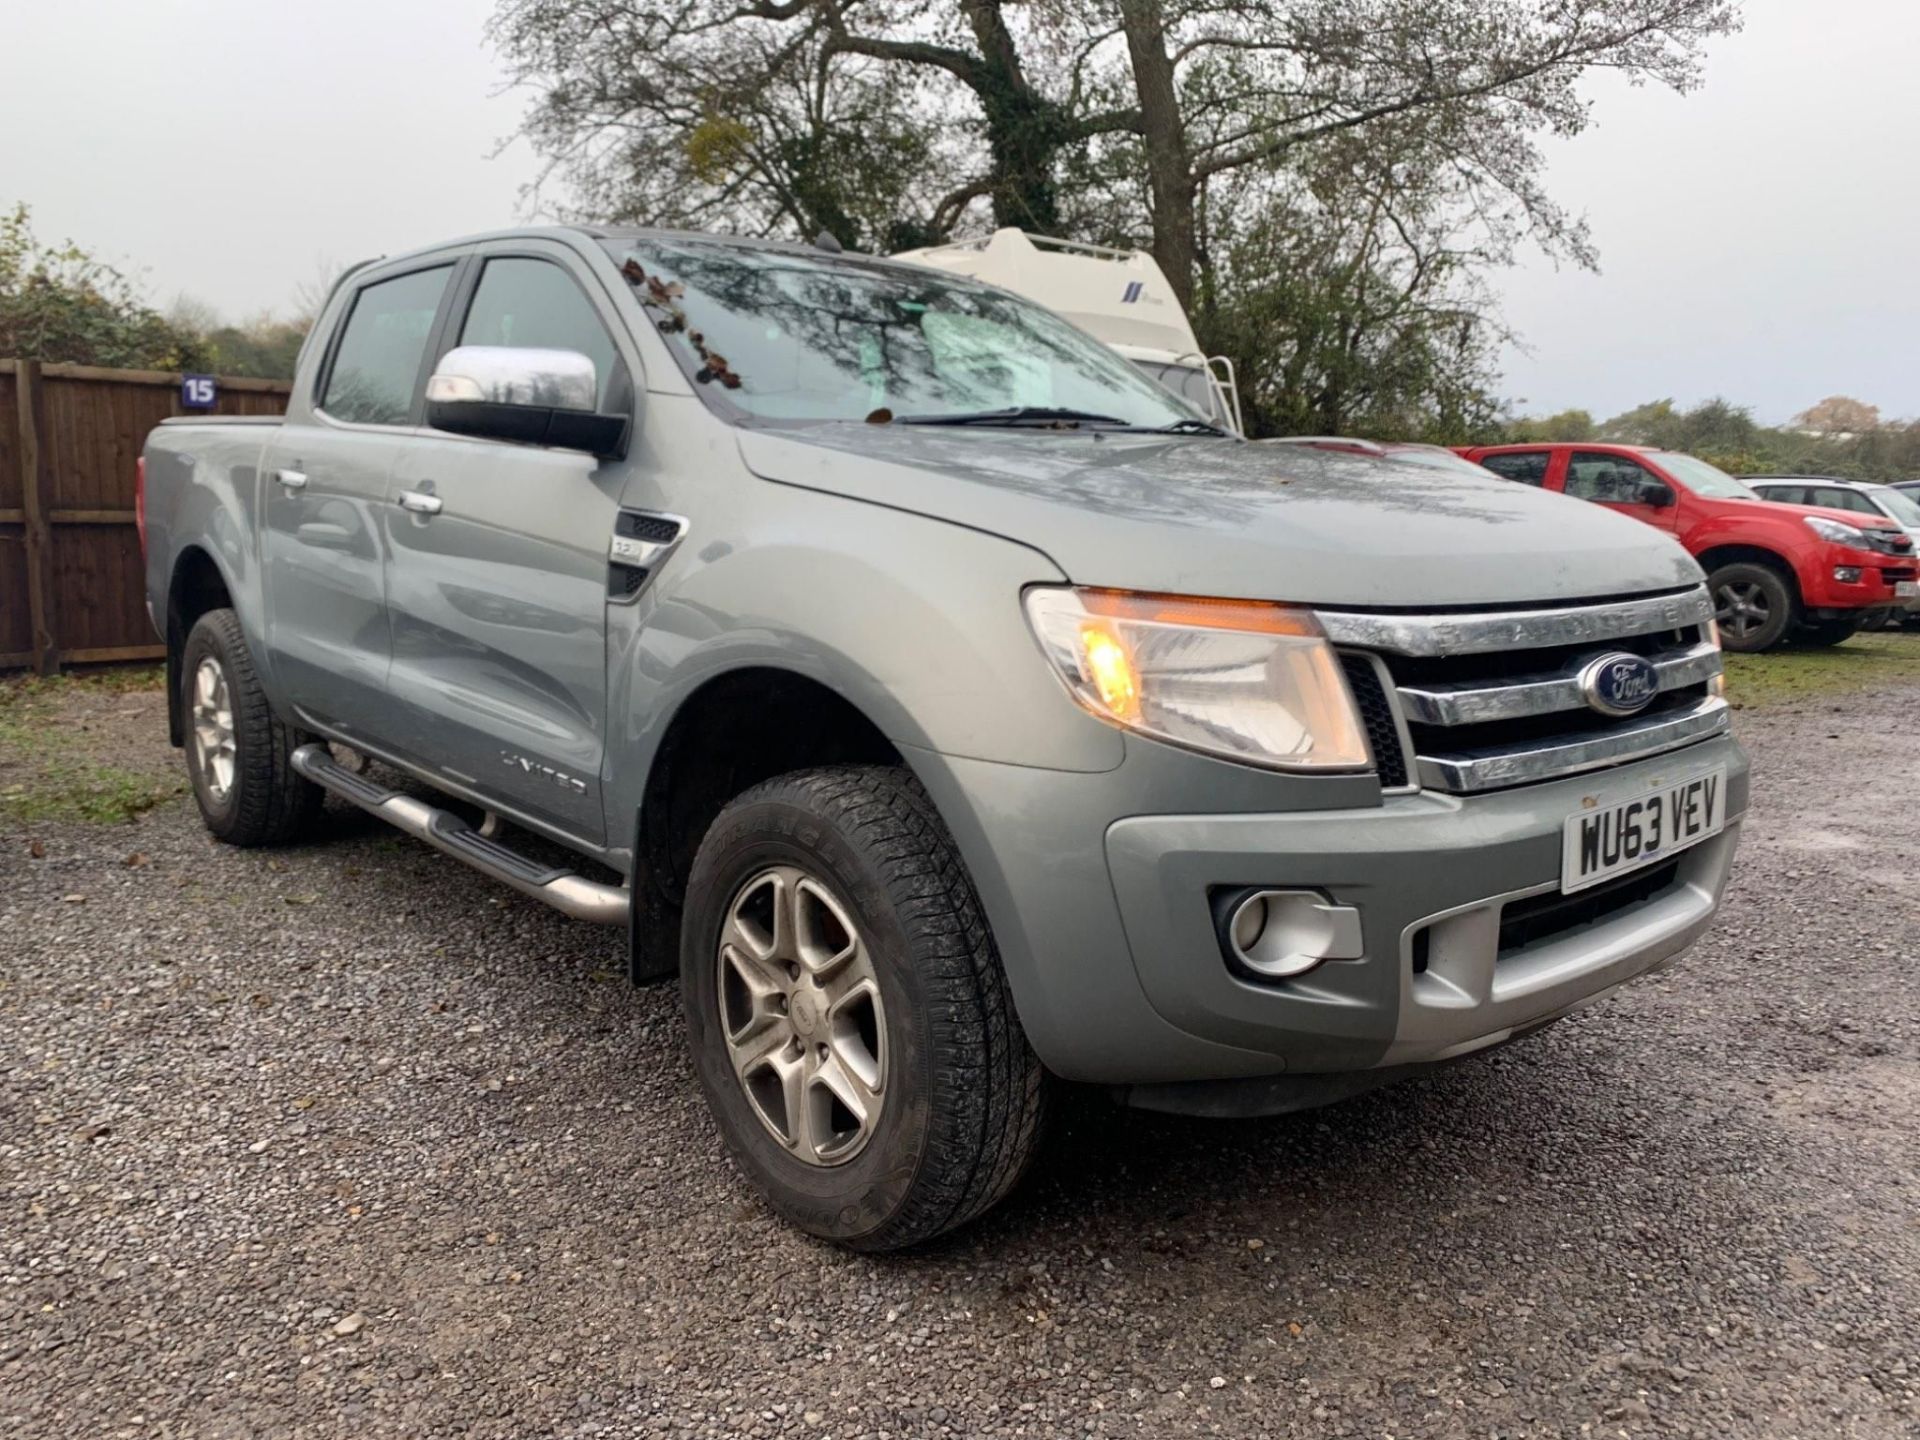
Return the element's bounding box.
[182,374,218,408]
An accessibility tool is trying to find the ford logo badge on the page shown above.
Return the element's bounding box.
[1579,652,1660,717]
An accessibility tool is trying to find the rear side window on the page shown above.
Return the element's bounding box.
[322,266,453,425]
[458,258,621,408]
[1760,485,1808,505]
[1566,451,1659,503]
[1478,451,1550,485]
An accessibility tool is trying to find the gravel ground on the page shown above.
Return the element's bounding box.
[3,666,1917,1439]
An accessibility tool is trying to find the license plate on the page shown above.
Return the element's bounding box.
[1562,767,1725,894]
[1897,581,1918,598]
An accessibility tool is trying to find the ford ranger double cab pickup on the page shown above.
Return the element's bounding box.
[142,228,1748,1249]
[1460,442,1917,651]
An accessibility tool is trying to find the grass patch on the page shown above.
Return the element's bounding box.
[0,665,181,825]
[1721,629,1920,710]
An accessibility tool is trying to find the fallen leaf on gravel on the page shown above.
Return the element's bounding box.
[330,1312,366,1337]
[124,852,148,868]
[28,840,44,859]
[284,894,317,906]
[267,859,287,872]
[292,1096,316,1111]
[61,894,86,904]
[76,1124,111,1142]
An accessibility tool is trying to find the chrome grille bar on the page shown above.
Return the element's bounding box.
[1414,697,1732,794]
[1318,586,1713,657]
[1397,641,1723,726]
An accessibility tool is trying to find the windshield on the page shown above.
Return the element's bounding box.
[604,238,1210,430]
[1652,451,1759,499]
[1870,485,1920,528]
[1130,359,1220,421]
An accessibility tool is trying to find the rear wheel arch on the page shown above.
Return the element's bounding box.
[165,546,237,746]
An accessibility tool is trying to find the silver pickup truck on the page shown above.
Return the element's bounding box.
[142,227,1747,1249]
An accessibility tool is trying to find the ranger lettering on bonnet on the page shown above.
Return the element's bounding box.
[140,226,1748,1249]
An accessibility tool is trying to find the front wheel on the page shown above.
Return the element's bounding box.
[681,765,1045,1251]
[1708,562,1794,652]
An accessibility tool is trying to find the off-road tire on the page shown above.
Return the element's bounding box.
[1707,561,1794,652]
[681,764,1046,1251]
[180,608,323,846]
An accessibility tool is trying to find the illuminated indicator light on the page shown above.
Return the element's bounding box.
[1079,626,1140,722]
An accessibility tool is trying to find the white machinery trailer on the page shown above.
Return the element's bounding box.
[893,229,1245,435]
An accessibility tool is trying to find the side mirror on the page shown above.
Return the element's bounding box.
[1638,481,1676,507]
[425,346,629,459]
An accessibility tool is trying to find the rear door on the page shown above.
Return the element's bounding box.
[259,261,458,736]
[1563,450,1680,534]
[377,240,637,844]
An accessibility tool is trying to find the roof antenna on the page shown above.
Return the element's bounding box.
[813,229,844,254]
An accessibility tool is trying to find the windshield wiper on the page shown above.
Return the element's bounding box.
[897,405,1131,429]
[1136,417,1230,437]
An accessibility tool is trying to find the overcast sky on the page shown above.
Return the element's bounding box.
[2,0,1912,424]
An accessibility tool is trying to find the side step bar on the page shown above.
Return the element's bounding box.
[290,744,628,925]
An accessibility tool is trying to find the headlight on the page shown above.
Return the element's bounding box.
[1804,515,1871,548]
[1022,587,1370,771]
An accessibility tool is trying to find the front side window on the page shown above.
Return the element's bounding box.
[1479,450,1550,485]
[603,238,1208,429]
[459,257,622,408]
[1567,451,1660,503]
[321,265,453,425]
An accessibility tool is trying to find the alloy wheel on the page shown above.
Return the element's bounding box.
[190,657,237,801]
[1714,580,1771,642]
[717,865,888,1166]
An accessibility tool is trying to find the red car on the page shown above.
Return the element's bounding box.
[1457,443,1917,651]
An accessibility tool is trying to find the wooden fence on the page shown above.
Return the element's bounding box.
[1,360,291,674]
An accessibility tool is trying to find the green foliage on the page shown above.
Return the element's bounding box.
[1503,396,1920,483]
[195,316,308,380]
[0,203,207,369]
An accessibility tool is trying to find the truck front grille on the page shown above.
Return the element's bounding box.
[1320,586,1729,795]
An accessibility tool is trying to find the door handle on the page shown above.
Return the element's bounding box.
[274,469,308,490]
[398,490,443,516]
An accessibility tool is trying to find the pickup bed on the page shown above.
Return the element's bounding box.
[144,226,1748,1248]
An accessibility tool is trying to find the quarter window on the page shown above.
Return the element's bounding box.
[1478,451,1550,485]
[321,266,453,426]
[458,258,621,408]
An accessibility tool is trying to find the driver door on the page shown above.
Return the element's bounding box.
[377,245,635,845]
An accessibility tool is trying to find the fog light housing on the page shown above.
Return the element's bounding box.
[1221,889,1364,980]
[1834,566,1863,584]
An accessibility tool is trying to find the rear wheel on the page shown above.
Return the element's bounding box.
[681,765,1045,1251]
[1708,562,1794,652]
[180,609,323,845]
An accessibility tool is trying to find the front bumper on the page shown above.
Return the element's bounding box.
[910,733,1748,1093]
[1802,545,1916,610]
